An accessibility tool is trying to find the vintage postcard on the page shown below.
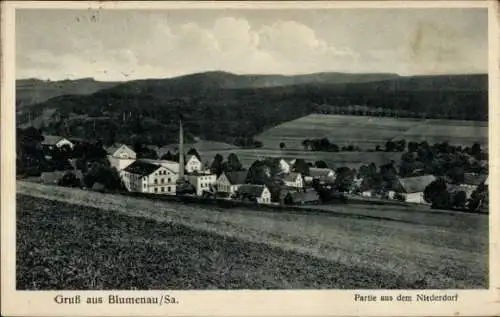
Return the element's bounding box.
[1,0,499,316]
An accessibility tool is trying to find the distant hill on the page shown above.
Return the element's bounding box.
[17,71,488,147]
[16,78,119,108]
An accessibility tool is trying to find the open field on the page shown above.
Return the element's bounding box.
[16,181,488,289]
[256,114,488,150]
[199,148,402,170]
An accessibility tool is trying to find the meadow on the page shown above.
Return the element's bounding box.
[17,181,488,289]
[199,148,402,170]
[255,114,488,151]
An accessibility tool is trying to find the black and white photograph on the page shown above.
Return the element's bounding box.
[2,0,499,316]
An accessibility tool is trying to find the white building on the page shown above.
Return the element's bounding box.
[41,135,74,151]
[121,161,177,194]
[106,143,136,172]
[216,170,248,196]
[393,175,437,204]
[235,184,272,204]
[185,155,202,173]
[283,172,304,189]
[186,172,217,196]
[305,168,336,183]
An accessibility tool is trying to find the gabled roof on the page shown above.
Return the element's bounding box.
[309,168,334,178]
[283,172,301,182]
[137,159,179,173]
[237,184,268,197]
[41,135,68,146]
[186,154,200,163]
[398,175,436,194]
[123,161,161,177]
[106,143,134,156]
[463,173,488,186]
[225,170,248,185]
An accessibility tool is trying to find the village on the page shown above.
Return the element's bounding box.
[16,120,489,213]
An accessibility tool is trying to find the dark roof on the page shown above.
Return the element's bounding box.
[237,184,267,197]
[463,173,488,186]
[41,135,66,146]
[289,190,320,202]
[225,170,248,185]
[123,161,161,177]
[106,143,133,155]
[283,172,301,182]
[309,168,334,178]
[398,175,436,194]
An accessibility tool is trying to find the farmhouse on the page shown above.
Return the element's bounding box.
[281,189,319,205]
[41,135,74,151]
[186,172,217,196]
[121,161,177,194]
[235,184,272,204]
[305,168,335,183]
[216,170,248,195]
[106,143,136,172]
[283,172,304,189]
[460,173,488,191]
[185,154,202,173]
[392,175,437,204]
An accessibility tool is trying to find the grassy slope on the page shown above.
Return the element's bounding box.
[17,182,488,289]
[256,114,488,150]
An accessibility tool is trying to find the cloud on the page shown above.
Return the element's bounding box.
[15,10,486,81]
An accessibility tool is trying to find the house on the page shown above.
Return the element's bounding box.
[305,168,335,183]
[216,170,248,195]
[262,157,290,174]
[235,184,272,204]
[41,135,74,151]
[280,188,319,205]
[186,172,217,196]
[460,173,488,191]
[392,175,437,204]
[139,159,181,174]
[283,172,304,189]
[185,154,202,173]
[106,143,137,172]
[121,161,177,194]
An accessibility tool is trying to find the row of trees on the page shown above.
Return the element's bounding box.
[300,138,361,152]
[424,178,488,212]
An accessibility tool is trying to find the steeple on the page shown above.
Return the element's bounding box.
[178,119,184,180]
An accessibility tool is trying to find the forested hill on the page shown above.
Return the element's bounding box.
[18,72,488,147]
[16,78,120,108]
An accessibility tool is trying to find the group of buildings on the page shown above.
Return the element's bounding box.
[38,121,489,207]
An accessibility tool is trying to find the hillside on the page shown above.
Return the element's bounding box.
[16,78,119,108]
[17,72,488,147]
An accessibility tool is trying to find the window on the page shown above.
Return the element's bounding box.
[154,188,158,193]
[154,179,158,184]
[167,187,171,192]
[168,178,171,183]
[161,187,164,192]
[161,178,164,184]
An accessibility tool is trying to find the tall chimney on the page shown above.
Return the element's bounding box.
[178,119,184,180]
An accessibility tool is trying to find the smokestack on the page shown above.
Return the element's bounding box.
[178,119,184,180]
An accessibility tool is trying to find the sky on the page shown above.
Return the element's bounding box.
[16,8,488,81]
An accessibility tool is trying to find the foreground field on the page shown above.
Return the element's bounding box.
[17,181,488,289]
[256,114,488,150]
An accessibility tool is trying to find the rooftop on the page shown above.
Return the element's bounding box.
[398,175,437,194]
[123,161,161,177]
[237,184,267,197]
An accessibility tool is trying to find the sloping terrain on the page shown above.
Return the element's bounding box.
[17,181,488,289]
[256,114,488,150]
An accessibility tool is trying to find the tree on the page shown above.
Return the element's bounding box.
[423,178,450,209]
[227,153,243,172]
[385,140,397,152]
[408,141,418,153]
[253,140,263,148]
[315,160,328,168]
[302,139,311,151]
[279,142,286,150]
[58,171,81,188]
[334,167,355,193]
[452,191,467,209]
[210,154,224,176]
[467,183,487,212]
[161,151,174,161]
[292,159,310,176]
